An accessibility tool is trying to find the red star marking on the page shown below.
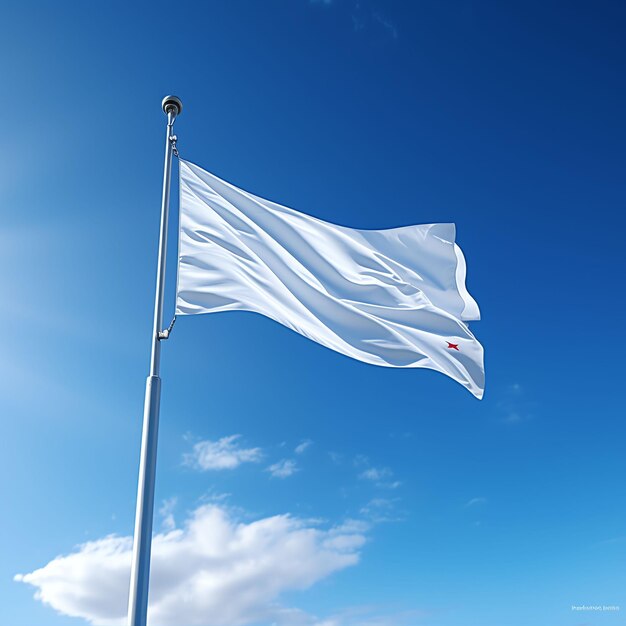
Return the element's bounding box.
[447,342,460,351]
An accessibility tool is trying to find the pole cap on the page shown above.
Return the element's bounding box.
[162,95,183,116]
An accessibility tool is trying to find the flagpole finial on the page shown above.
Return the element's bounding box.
[162,95,183,116]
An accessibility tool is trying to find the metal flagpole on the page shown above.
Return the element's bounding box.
[127,95,183,626]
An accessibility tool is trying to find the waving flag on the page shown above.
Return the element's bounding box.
[176,159,485,398]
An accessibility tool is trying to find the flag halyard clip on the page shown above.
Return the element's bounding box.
[158,315,177,340]
[169,134,179,158]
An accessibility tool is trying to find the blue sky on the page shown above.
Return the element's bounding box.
[1,1,625,625]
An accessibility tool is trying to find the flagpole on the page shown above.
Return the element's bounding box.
[127,95,182,626]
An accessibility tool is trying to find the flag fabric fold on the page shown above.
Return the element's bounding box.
[176,159,485,398]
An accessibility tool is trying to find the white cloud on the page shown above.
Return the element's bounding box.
[267,458,298,478]
[328,452,343,464]
[184,435,262,470]
[372,12,398,39]
[465,497,487,508]
[295,440,313,455]
[359,498,405,524]
[359,467,390,482]
[16,504,366,626]
[159,498,177,531]
[358,467,400,490]
[497,382,534,424]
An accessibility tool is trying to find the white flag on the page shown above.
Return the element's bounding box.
[176,160,485,398]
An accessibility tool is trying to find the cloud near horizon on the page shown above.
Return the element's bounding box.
[16,504,367,626]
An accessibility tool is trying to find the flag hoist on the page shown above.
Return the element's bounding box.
[127,95,182,626]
